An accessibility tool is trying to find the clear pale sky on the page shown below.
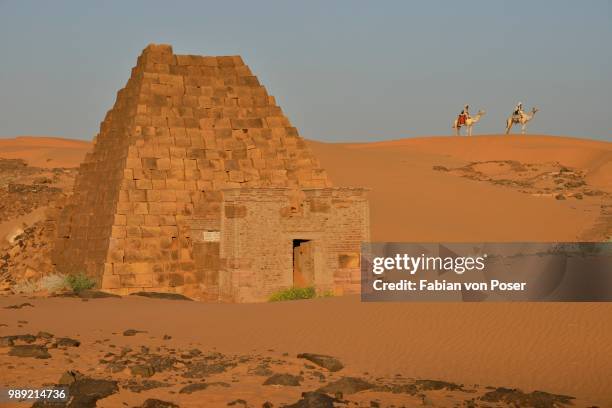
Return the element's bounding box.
[0,0,610,142]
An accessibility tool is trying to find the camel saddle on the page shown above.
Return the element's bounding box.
[457,114,467,126]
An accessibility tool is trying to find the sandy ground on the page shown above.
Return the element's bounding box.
[308,134,611,242]
[0,136,90,168]
[1,295,610,407]
[0,134,611,407]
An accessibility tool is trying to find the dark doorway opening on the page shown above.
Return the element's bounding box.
[293,239,314,288]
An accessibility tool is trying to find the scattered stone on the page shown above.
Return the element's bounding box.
[249,364,273,376]
[318,377,374,395]
[263,373,302,386]
[297,353,343,372]
[376,383,417,395]
[262,402,273,408]
[182,360,234,378]
[124,379,170,393]
[55,337,81,348]
[227,400,247,407]
[140,398,179,408]
[285,392,338,408]
[179,383,208,394]
[9,344,50,359]
[0,334,37,346]
[58,370,85,385]
[415,379,464,391]
[4,302,34,309]
[147,355,178,372]
[131,364,155,378]
[480,387,574,408]
[0,337,13,347]
[54,290,120,299]
[37,331,54,340]
[163,334,172,340]
[123,329,146,336]
[131,292,193,301]
[67,377,118,407]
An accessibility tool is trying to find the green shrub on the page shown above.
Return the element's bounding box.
[269,286,316,302]
[65,273,96,292]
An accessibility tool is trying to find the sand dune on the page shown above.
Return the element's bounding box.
[308,134,611,242]
[0,136,90,168]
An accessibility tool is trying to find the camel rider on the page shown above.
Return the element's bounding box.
[458,104,470,126]
[513,102,524,121]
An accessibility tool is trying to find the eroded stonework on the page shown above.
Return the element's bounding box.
[53,44,369,301]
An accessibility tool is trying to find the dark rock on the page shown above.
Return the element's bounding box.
[297,353,343,372]
[123,380,170,393]
[147,355,177,372]
[262,402,273,408]
[2,334,37,344]
[55,338,81,348]
[249,364,273,376]
[58,370,85,385]
[77,290,120,299]
[69,378,118,398]
[37,331,54,340]
[285,392,338,408]
[318,377,374,395]
[263,373,301,386]
[415,379,464,391]
[9,344,50,359]
[227,400,247,407]
[4,302,34,309]
[123,329,146,336]
[131,292,193,301]
[182,361,234,378]
[375,383,417,395]
[140,399,179,408]
[178,383,208,394]
[131,364,155,378]
[107,361,127,373]
[0,336,14,347]
[480,387,574,408]
[66,378,118,407]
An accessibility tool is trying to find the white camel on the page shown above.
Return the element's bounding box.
[452,110,486,136]
[505,107,539,135]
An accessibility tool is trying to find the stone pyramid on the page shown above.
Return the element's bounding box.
[53,44,368,301]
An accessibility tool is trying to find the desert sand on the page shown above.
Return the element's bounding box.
[0,136,90,168]
[308,134,611,242]
[1,134,611,407]
[0,295,610,407]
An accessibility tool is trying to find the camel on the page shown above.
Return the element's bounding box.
[452,110,485,136]
[505,107,539,135]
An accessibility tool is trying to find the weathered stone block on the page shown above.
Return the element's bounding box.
[224,204,247,218]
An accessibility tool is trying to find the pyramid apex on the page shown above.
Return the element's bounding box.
[142,43,173,54]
